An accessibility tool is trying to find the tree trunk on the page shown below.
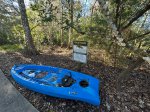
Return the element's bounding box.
[68,0,73,48]
[60,1,64,47]
[60,26,64,47]
[17,0,38,55]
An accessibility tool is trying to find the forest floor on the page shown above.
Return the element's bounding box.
[0,46,150,112]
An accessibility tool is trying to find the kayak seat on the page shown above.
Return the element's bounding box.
[49,76,58,82]
[19,70,48,79]
[20,72,30,79]
[35,71,48,78]
[61,75,76,87]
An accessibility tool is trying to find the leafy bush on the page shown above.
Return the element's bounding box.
[0,44,23,52]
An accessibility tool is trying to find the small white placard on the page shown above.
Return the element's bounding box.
[73,45,87,54]
[73,53,87,63]
[73,41,88,63]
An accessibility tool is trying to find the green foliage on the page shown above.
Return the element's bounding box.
[0,0,149,68]
[30,0,57,22]
[0,44,23,52]
[0,0,21,45]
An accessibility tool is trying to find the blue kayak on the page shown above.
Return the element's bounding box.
[11,64,100,106]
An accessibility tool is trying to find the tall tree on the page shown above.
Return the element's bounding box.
[60,0,64,47]
[17,0,38,55]
[96,0,150,88]
[68,0,74,48]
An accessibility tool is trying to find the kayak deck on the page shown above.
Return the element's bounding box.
[11,64,100,106]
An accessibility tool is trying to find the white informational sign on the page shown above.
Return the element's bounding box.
[73,41,88,63]
[73,45,87,54]
[73,53,87,63]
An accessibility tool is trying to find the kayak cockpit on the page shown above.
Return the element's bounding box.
[18,69,76,87]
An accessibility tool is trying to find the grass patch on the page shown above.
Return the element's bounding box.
[0,44,23,52]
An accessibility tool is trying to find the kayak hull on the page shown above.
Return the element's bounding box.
[11,64,100,106]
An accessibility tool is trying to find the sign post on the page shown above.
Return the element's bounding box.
[73,41,88,71]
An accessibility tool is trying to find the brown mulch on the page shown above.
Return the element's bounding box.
[0,47,150,112]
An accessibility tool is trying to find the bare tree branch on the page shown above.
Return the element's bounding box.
[31,24,40,31]
[71,25,85,35]
[121,2,150,31]
[115,0,121,27]
[127,31,150,42]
